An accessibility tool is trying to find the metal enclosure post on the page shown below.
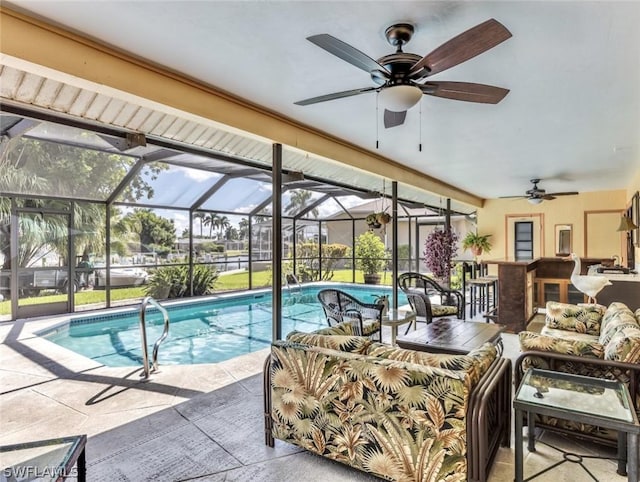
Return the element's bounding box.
[69,202,75,313]
[188,210,194,296]
[392,181,398,309]
[106,204,111,307]
[248,215,253,290]
[10,198,17,319]
[318,219,322,280]
[272,144,283,341]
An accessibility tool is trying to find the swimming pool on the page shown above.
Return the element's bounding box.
[42,284,407,367]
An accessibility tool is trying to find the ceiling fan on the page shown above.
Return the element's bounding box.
[501,179,579,204]
[294,19,512,128]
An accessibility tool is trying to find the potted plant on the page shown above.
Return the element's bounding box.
[423,228,459,286]
[355,231,387,284]
[462,232,492,256]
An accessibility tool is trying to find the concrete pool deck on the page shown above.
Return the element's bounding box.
[1,314,625,481]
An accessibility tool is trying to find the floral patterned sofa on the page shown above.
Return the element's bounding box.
[264,323,511,482]
[517,301,640,469]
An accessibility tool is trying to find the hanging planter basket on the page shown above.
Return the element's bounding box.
[365,214,381,230]
[376,212,391,225]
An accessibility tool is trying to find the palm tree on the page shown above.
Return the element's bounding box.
[285,190,319,219]
[238,218,249,240]
[193,212,204,238]
[218,216,230,240]
[202,213,219,239]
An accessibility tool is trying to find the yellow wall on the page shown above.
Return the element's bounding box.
[478,190,628,262]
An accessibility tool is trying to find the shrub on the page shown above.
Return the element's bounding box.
[145,264,218,299]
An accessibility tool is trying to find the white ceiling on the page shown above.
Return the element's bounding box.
[5,1,640,200]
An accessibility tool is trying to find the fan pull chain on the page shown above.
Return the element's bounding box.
[419,101,423,152]
[376,92,379,149]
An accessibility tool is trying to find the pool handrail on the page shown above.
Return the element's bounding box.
[139,296,170,379]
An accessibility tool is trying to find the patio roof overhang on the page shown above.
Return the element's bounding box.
[0,7,482,213]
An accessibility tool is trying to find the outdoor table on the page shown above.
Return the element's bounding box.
[381,308,416,346]
[514,369,639,481]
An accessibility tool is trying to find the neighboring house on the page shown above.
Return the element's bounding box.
[324,199,477,264]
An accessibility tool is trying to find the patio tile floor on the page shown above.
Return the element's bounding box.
[0,313,626,481]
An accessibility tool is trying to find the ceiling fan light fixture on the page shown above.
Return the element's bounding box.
[379,85,422,111]
[527,197,543,205]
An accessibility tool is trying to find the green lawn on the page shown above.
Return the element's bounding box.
[1,269,459,316]
[0,286,146,315]
[214,269,395,291]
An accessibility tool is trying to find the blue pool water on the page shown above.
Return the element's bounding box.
[42,284,407,367]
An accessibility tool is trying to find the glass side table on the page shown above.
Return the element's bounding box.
[514,369,640,482]
[381,309,416,346]
[1,435,86,481]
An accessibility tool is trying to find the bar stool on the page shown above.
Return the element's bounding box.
[467,276,498,319]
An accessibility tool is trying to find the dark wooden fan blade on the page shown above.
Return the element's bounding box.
[294,87,376,106]
[547,191,579,197]
[499,195,526,199]
[383,109,407,128]
[421,81,509,104]
[409,19,512,77]
[307,34,390,76]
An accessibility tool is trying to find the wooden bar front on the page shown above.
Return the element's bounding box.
[483,257,608,333]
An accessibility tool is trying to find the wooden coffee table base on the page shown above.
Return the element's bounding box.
[396,319,504,355]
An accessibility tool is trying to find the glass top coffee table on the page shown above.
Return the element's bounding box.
[514,369,640,481]
[0,435,86,481]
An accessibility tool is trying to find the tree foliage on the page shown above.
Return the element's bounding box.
[0,137,164,268]
[123,209,176,254]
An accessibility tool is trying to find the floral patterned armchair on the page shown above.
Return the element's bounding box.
[517,301,640,469]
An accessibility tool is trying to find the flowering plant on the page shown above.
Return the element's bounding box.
[423,228,459,281]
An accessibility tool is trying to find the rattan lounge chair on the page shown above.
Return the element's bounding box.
[398,272,465,324]
[316,288,382,341]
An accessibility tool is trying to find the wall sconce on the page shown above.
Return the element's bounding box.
[616,216,638,232]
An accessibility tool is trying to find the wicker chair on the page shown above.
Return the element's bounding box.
[316,289,382,341]
[398,272,465,324]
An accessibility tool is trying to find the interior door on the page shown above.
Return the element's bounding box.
[16,210,72,319]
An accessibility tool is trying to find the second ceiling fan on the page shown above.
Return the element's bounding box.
[501,179,579,204]
[295,18,512,128]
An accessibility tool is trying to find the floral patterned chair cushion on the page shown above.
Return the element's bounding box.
[366,342,497,388]
[544,301,606,336]
[540,326,600,343]
[603,326,640,362]
[599,304,639,346]
[431,304,460,317]
[519,331,604,358]
[286,330,372,354]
